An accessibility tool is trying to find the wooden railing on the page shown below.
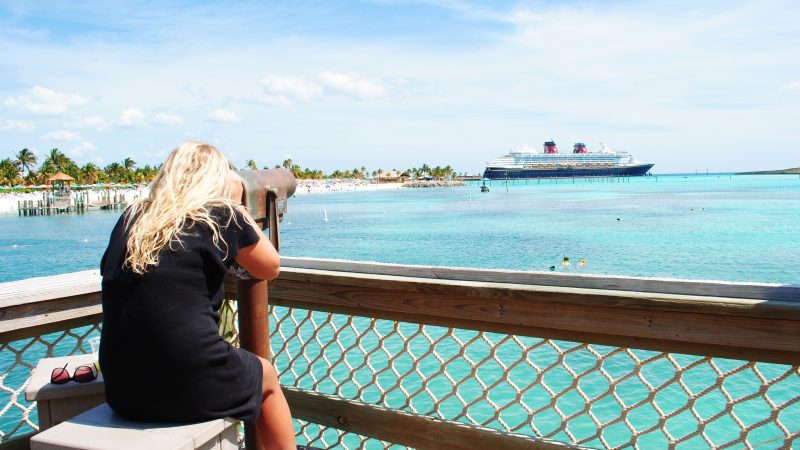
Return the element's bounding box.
[2,258,799,449]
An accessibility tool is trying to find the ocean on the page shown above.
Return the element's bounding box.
[3,174,797,284]
[1,173,798,447]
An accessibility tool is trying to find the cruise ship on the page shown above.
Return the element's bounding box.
[482,141,654,180]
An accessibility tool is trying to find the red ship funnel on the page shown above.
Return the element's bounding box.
[544,141,558,154]
[573,143,587,154]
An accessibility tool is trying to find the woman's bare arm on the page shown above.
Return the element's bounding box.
[234,205,280,281]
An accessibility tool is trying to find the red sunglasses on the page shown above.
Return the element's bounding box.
[50,363,97,384]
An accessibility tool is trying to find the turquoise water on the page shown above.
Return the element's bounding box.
[1,174,799,447]
[2,174,799,284]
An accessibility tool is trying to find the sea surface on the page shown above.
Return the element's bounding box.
[1,174,799,447]
[1,174,798,284]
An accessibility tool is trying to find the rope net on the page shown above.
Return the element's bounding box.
[269,305,799,450]
[1,302,798,450]
[0,323,101,441]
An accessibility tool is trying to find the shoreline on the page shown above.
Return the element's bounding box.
[0,181,407,215]
[294,180,404,195]
[0,188,148,216]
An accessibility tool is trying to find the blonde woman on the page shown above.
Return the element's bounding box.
[99,141,296,450]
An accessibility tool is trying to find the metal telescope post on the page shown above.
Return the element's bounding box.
[231,168,296,449]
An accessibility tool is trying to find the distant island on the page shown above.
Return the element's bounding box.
[737,167,800,175]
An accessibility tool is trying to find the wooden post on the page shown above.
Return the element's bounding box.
[237,278,269,450]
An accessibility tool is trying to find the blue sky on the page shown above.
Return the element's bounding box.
[0,0,798,174]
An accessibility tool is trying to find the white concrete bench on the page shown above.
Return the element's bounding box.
[27,355,240,449]
[30,403,239,450]
[26,354,106,430]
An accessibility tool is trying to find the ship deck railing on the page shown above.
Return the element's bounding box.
[1,258,798,449]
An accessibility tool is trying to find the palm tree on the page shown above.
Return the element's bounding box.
[15,148,37,176]
[135,164,158,182]
[245,159,257,170]
[420,164,430,177]
[38,159,56,182]
[123,157,137,172]
[46,148,69,172]
[79,163,101,184]
[282,159,293,170]
[104,162,124,182]
[0,158,20,185]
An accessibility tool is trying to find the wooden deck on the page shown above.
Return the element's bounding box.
[1,259,799,449]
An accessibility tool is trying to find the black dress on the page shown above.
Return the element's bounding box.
[99,206,263,423]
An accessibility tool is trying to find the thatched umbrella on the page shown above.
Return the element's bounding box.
[48,172,75,192]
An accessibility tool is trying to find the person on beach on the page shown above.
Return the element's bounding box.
[99,141,295,450]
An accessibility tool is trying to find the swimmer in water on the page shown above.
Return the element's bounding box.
[561,256,571,267]
[578,258,587,267]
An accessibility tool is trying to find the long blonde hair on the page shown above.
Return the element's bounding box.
[124,141,239,274]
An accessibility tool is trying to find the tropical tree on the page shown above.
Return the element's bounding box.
[123,157,137,172]
[79,163,102,184]
[15,148,37,176]
[282,159,293,170]
[134,164,158,182]
[45,148,70,172]
[245,159,257,170]
[423,164,433,177]
[104,162,125,182]
[0,158,21,185]
[37,158,57,182]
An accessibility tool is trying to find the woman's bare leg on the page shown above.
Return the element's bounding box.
[257,357,295,450]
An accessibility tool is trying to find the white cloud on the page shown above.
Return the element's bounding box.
[208,109,241,123]
[152,113,184,125]
[0,119,36,132]
[118,108,146,127]
[68,141,96,157]
[780,81,800,91]
[259,75,322,105]
[318,72,388,98]
[40,129,82,141]
[4,86,88,115]
[69,115,111,130]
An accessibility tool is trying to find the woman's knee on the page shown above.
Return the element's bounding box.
[259,356,279,395]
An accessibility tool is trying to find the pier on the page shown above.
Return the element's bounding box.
[15,171,129,216]
[1,259,798,449]
[16,191,127,216]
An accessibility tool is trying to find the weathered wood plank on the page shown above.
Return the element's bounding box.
[283,387,576,450]
[0,270,100,309]
[0,291,102,340]
[282,257,800,302]
[226,268,800,364]
[270,268,800,319]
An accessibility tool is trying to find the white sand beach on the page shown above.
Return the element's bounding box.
[0,188,148,215]
[294,180,404,195]
[0,181,404,215]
